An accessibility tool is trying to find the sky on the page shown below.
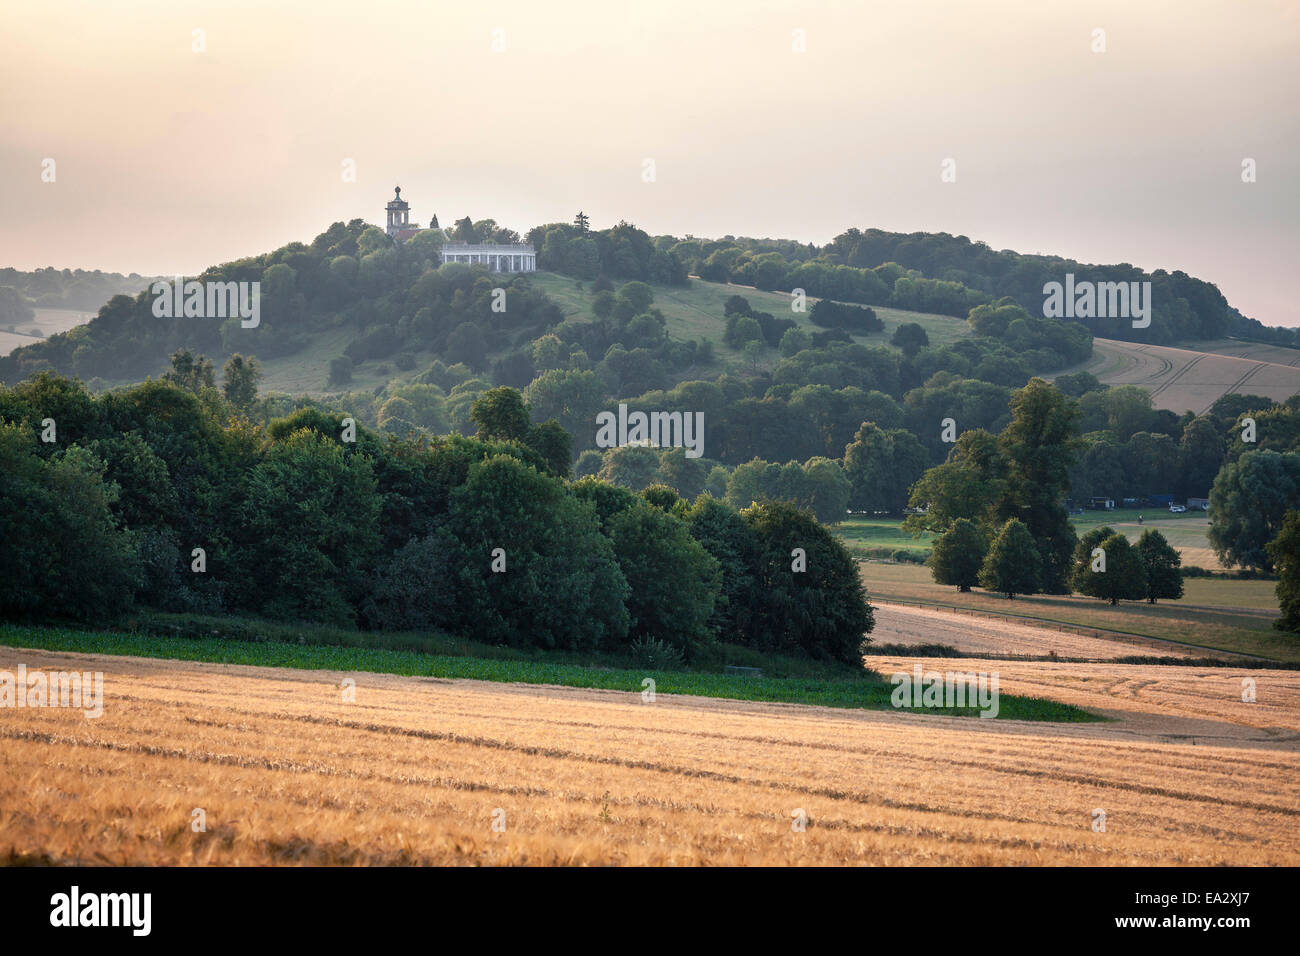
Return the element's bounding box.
[2,0,1297,325]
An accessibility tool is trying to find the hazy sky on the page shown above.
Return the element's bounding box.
[2,0,1296,325]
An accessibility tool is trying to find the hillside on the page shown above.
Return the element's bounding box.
[1057,337,1300,414]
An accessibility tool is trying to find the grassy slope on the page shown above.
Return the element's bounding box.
[858,561,1295,663]
[527,272,971,374]
[0,623,1097,721]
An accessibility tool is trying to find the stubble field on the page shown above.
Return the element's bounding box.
[4,636,1298,867]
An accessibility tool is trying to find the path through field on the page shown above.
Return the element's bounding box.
[3,643,1297,866]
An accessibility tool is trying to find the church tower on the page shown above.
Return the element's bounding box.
[385,186,410,237]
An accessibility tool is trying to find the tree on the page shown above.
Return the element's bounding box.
[452,216,477,242]
[163,349,215,394]
[1073,532,1147,605]
[843,422,929,513]
[527,418,572,478]
[231,428,381,624]
[1209,450,1300,570]
[890,322,929,357]
[779,327,811,356]
[605,501,720,658]
[524,369,606,445]
[446,322,488,370]
[445,456,630,651]
[998,378,1080,593]
[470,386,532,443]
[1266,510,1300,633]
[686,495,761,642]
[741,500,875,663]
[1136,528,1183,603]
[0,424,138,619]
[573,211,590,233]
[222,353,261,411]
[978,518,1041,598]
[929,518,986,592]
[598,444,661,491]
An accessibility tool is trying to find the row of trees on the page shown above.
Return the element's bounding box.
[929,518,1183,604]
[0,373,875,663]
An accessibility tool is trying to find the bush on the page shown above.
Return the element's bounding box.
[626,634,686,671]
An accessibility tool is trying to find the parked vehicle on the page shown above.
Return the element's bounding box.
[1169,504,1187,513]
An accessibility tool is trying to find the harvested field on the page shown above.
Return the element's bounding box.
[3,643,1298,866]
[1059,337,1300,414]
[871,603,1205,659]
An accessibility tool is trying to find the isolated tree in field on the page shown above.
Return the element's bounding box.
[890,322,929,357]
[1266,510,1300,634]
[929,518,986,592]
[470,386,532,443]
[1074,532,1147,605]
[1209,450,1300,570]
[978,518,1041,599]
[222,353,261,411]
[1136,528,1183,603]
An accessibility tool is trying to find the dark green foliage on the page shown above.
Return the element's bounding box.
[604,501,720,658]
[442,456,630,651]
[1266,511,1300,633]
[928,518,986,592]
[1073,532,1148,605]
[1209,450,1300,570]
[740,501,875,663]
[978,518,1041,598]
[809,299,882,332]
[0,425,137,619]
[890,322,928,356]
[230,428,381,625]
[470,386,532,443]
[1136,528,1184,603]
[686,495,761,643]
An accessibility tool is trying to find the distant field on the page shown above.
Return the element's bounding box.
[1056,337,1300,414]
[858,562,1293,662]
[4,644,1296,865]
[0,307,94,358]
[837,515,934,558]
[840,509,1223,568]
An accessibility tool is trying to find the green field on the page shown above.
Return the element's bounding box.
[858,561,1294,663]
[837,515,935,559]
[0,622,1096,721]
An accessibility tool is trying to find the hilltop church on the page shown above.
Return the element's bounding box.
[384,187,536,273]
